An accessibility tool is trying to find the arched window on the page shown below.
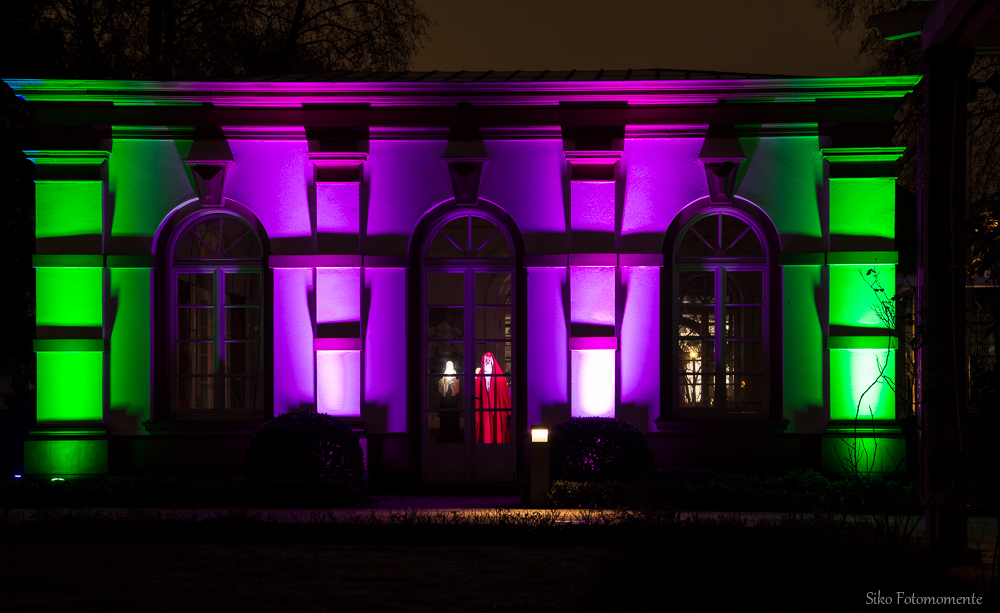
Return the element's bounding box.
[666,205,780,419]
[170,212,265,413]
[419,210,517,481]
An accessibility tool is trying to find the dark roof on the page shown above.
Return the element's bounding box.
[247,68,813,83]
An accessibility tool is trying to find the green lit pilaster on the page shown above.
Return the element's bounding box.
[820,147,904,475]
[28,151,110,478]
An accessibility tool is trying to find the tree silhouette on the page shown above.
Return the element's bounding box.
[0,0,432,80]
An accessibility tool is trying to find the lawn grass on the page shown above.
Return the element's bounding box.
[1,510,992,610]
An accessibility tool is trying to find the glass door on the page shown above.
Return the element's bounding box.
[423,267,514,482]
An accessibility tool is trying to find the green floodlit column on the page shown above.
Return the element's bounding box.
[29,152,109,478]
[828,263,896,331]
[822,167,901,474]
[35,181,103,240]
[28,348,108,477]
[37,351,104,422]
[829,178,895,247]
[829,346,896,421]
[35,267,103,327]
[109,267,152,427]
[827,263,897,424]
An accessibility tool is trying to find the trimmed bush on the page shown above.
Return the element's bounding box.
[243,412,364,487]
[549,417,656,483]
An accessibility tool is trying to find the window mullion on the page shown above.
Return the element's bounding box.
[717,267,727,409]
[217,269,225,410]
[466,266,475,447]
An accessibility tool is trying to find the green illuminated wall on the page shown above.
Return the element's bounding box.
[738,137,825,252]
[35,267,104,327]
[35,181,103,240]
[108,138,196,239]
[781,265,825,431]
[109,268,152,428]
[829,177,895,245]
[821,436,906,475]
[828,263,895,330]
[830,346,896,420]
[36,350,104,422]
[24,439,109,476]
[827,262,896,421]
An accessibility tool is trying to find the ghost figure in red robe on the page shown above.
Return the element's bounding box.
[475,352,511,443]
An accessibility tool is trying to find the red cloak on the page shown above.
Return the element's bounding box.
[474,352,511,444]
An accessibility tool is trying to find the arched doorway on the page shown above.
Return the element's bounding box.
[419,211,517,482]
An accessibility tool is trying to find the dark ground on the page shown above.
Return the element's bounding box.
[0,511,993,611]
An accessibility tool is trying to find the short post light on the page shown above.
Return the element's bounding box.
[530,425,550,508]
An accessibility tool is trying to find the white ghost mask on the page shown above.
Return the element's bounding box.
[483,355,494,390]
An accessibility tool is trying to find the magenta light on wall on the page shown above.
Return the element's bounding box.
[620,266,660,431]
[570,181,615,233]
[226,141,312,242]
[526,267,568,427]
[317,350,361,416]
[571,346,616,417]
[317,268,361,323]
[272,268,315,415]
[317,183,361,236]
[570,266,616,326]
[363,268,408,432]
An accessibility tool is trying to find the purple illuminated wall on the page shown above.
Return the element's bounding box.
[570,182,616,233]
[226,141,312,249]
[367,141,451,250]
[621,139,704,253]
[480,141,567,253]
[273,268,315,414]
[317,268,360,324]
[364,267,408,432]
[619,266,660,432]
[526,267,568,426]
[317,267,362,416]
[317,183,361,239]
[570,267,615,326]
[317,351,360,416]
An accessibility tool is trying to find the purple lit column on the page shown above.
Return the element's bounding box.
[311,153,365,418]
[566,153,620,418]
[315,264,362,417]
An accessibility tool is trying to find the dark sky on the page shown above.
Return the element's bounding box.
[412,0,868,77]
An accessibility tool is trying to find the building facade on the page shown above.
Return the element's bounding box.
[8,72,920,482]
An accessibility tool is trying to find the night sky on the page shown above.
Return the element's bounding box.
[412,0,868,77]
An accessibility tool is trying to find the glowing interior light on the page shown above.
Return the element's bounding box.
[13,474,22,478]
[531,427,549,443]
[690,350,698,358]
[51,477,65,481]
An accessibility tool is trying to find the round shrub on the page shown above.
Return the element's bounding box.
[549,417,656,483]
[243,412,364,486]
